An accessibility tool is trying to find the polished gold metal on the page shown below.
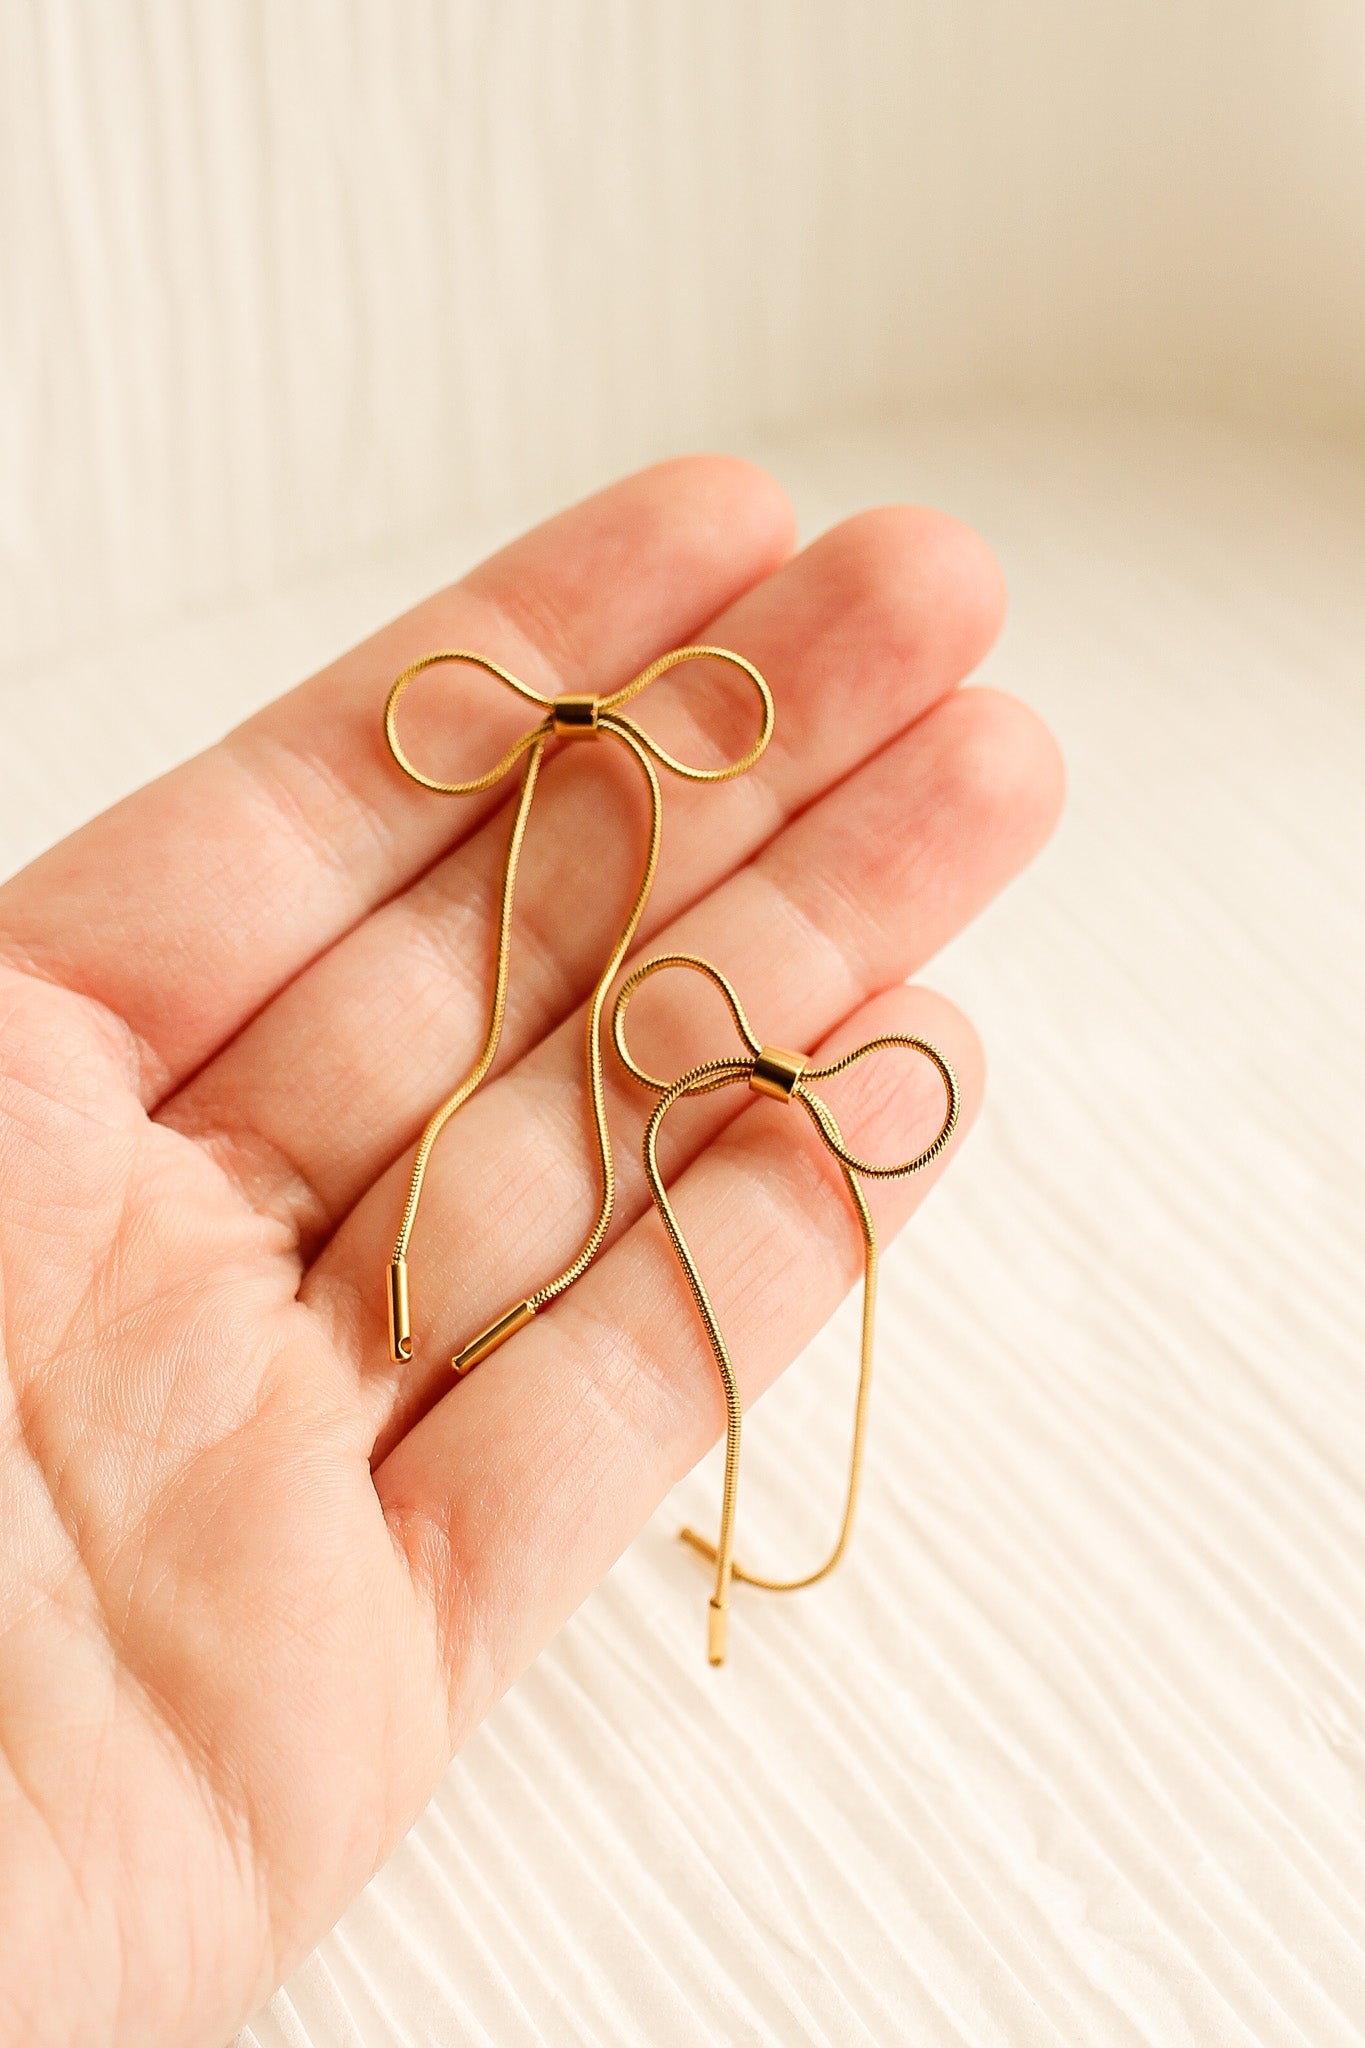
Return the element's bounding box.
[749,1043,807,1102]
[453,1299,536,1376]
[386,1257,411,1365]
[551,693,600,737]
[612,951,959,1667]
[383,647,774,1371]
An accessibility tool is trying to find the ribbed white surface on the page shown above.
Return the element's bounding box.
[5,1,1365,673]
[5,415,1361,2044]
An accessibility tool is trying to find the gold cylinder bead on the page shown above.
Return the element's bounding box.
[749,1044,807,1102]
[551,694,600,738]
[707,1599,730,1666]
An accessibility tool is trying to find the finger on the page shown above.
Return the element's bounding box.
[310,684,1061,1454]
[162,507,1009,1244]
[0,457,795,1101]
[374,980,984,1724]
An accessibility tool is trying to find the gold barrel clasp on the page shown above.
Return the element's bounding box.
[749,1044,807,1103]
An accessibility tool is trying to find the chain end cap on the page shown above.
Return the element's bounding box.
[387,1258,412,1362]
[453,1298,536,1376]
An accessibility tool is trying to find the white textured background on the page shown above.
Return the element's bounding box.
[2,7,1364,2045]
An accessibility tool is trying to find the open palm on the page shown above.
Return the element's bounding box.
[0,459,1062,2048]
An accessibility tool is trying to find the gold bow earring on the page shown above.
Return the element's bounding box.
[611,953,959,1666]
[383,648,773,1374]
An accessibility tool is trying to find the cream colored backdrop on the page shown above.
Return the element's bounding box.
[4,0,1365,673]
[3,8,1365,2047]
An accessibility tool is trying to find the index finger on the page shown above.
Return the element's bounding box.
[0,457,795,1101]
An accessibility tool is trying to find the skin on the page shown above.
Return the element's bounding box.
[0,457,1063,2048]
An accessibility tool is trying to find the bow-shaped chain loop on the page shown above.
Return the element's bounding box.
[382,648,773,1374]
[611,952,959,1666]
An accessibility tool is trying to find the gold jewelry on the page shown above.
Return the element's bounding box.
[611,953,959,1666]
[382,649,774,1373]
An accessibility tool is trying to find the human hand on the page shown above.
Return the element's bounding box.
[0,459,1062,2047]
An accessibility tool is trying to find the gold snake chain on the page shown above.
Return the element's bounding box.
[611,952,959,1665]
[382,648,773,1374]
